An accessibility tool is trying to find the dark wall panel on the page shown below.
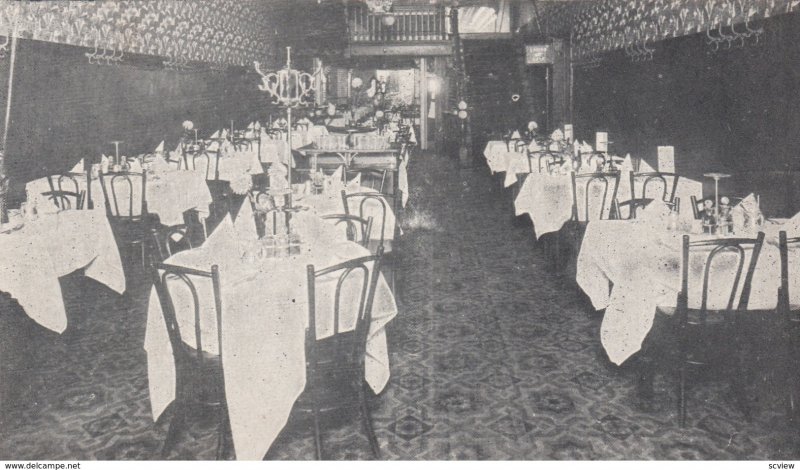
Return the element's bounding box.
[573,13,800,217]
[3,38,272,196]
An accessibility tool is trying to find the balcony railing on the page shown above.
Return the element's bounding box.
[348,6,448,43]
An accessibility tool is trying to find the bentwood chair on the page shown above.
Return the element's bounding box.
[294,248,385,459]
[321,214,373,248]
[99,171,158,268]
[616,172,680,220]
[341,190,397,291]
[612,197,680,220]
[779,231,800,424]
[556,171,620,273]
[150,262,232,459]
[46,172,90,210]
[641,232,765,427]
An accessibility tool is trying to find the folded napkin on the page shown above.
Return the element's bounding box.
[100,154,110,173]
[579,140,594,154]
[731,193,761,234]
[527,121,538,132]
[68,158,84,174]
[204,214,238,252]
[550,129,564,141]
[232,198,259,242]
[207,141,220,152]
[247,122,255,130]
[528,140,541,152]
[128,158,143,172]
[510,130,521,140]
[220,129,228,139]
[347,172,361,189]
[210,130,220,139]
[330,165,344,183]
[638,158,656,173]
[154,141,165,154]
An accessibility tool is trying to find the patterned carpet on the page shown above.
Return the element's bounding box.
[1,150,799,460]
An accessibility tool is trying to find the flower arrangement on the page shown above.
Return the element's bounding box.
[230,171,253,195]
[182,120,194,130]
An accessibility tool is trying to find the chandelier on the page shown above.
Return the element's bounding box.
[364,0,393,13]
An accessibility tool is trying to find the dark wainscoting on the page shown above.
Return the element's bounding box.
[0,38,275,202]
[573,12,800,217]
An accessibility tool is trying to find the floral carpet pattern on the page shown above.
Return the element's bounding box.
[1,152,799,460]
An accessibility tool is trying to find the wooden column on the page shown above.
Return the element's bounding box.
[419,57,428,150]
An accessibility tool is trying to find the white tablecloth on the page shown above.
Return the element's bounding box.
[0,210,125,332]
[145,210,397,460]
[27,169,214,227]
[513,170,703,239]
[576,219,795,365]
[484,141,529,183]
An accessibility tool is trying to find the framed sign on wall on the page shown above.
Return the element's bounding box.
[525,44,554,65]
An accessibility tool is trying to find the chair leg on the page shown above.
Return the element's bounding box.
[216,406,232,460]
[312,407,323,460]
[161,402,187,459]
[678,364,687,427]
[359,383,381,459]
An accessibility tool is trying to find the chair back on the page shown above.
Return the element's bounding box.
[779,231,800,315]
[570,171,620,222]
[99,171,148,219]
[151,262,223,376]
[150,225,194,262]
[631,171,679,204]
[679,232,765,326]
[305,248,384,379]
[321,214,373,248]
[612,196,680,220]
[529,150,561,174]
[342,190,388,248]
[46,172,89,210]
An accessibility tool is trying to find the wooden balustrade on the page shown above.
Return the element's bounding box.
[348,6,448,43]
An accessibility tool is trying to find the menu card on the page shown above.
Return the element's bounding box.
[564,124,573,142]
[596,132,608,153]
[657,146,675,173]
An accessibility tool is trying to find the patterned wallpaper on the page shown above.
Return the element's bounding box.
[0,0,281,67]
[568,0,799,60]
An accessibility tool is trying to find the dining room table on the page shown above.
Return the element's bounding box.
[144,200,398,460]
[0,208,125,333]
[26,161,215,227]
[296,142,407,208]
[575,212,799,365]
[513,166,703,239]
